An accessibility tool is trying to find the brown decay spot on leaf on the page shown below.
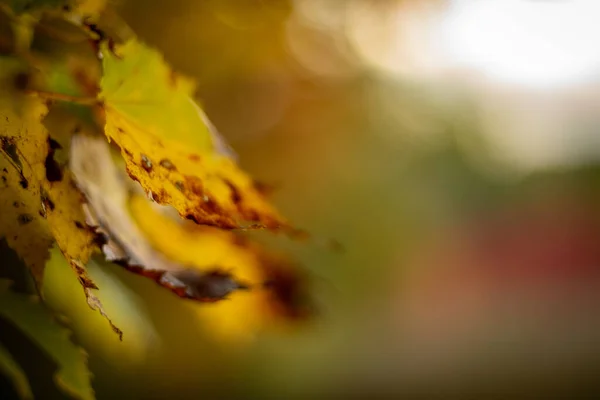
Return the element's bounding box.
[140,154,152,172]
[0,136,22,170]
[247,247,315,321]
[159,158,175,170]
[0,136,29,189]
[253,180,280,197]
[44,136,63,183]
[40,188,55,216]
[224,179,242,205]
[13,72,29,92]
[17,213,33,225]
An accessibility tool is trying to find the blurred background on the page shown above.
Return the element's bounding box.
[6,0,600,398]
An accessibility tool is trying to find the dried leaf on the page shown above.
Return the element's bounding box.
[0,279,94,400]
[70,133,249,302]
[98,39,287,230]
[0,342,33,400]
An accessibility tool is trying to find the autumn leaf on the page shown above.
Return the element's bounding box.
[128,185,313,342]
[0,57,57,286]
[0,280,94,400]
[69,132,312,341]
[70,133,249,302]
[98,39,288,230]
[0,56,119,336]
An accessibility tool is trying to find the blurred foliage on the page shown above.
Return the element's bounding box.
[0,277,92,400]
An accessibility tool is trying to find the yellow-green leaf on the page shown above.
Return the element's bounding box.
[98,39,288,230]
[99,39,213,153]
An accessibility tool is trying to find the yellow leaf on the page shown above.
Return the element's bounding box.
[0,57,57,285]
[70,133,311,342]
[98,39,288,230]
[0,56,118,335]
[128,190,313,343]
[70,133,249,302]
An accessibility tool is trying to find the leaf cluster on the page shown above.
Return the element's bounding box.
[0,1,312,398]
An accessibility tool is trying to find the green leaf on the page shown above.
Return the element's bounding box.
[0,279,95,400]
[0,341,33,400]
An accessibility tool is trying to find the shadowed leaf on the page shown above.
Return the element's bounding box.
[0,280,94,400]
[0,341,33,399]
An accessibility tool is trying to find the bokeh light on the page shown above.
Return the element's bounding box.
[438,0,600,89]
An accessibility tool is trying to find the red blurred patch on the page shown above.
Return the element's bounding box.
[398,195,600,339]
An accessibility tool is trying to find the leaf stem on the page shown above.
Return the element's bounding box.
[26,90,99,106]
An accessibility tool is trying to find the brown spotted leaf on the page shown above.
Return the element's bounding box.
[0,56,117,334]
[70,133,312,342]
[0,57,56,286]
[128,189,314,342]
[98,39,288,230]
[70,133,249,302]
